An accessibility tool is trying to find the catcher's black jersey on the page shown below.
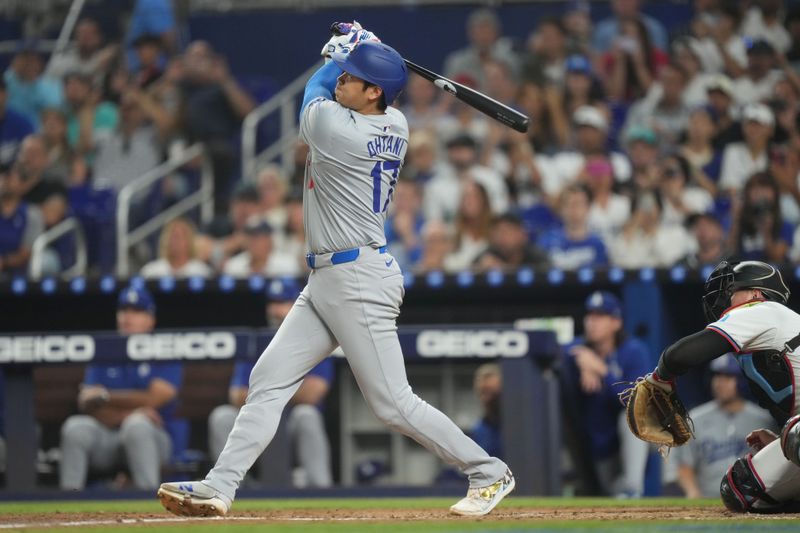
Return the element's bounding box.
[706,300,800,425]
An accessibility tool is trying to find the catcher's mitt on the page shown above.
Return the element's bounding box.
[618,374,694,455]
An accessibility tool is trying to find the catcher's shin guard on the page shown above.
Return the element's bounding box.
[720,456,780,513]
[781,414,800,468]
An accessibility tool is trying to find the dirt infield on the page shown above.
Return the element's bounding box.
[0,504,787,529]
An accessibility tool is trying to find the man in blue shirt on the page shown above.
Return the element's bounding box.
[562,291,651,496]
[537,184,608,270]
[3,46,63,129]
[0,164,44,276]
[592,0,668,53]
[208,278,335,487]
[59,286,183,490]
[0,78,34,166]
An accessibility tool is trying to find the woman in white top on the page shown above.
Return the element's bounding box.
[444,180,492,272]
[256,164,288,232]
[658,153,714,227]
[140,217,213,278]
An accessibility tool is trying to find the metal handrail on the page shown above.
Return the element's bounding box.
[116,143,214,277]
[46,0,87,69]
[29,217,87,280]
[241,60,323,181]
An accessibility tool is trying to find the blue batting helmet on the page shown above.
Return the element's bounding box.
[332,41,408,104]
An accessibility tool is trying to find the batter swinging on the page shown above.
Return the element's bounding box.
[157,29,514,518]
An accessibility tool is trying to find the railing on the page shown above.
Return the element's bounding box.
[29,217,87,280]
[46,0,86,69]
[241,60,322,181]
[116,143,214,277]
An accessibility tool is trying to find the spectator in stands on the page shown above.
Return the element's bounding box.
[436,96,490,147]
[63,71,119,157]
[728,171,792,263]
[0,164,44,276]
[562,0,593,57]
[561,55,607,121]
[222,218,299,278]
[474,213,548,271]
[720,103,774,194]
[688,3,747,76]
[403,130,441,185]
[444,181,492,272]
[423,134,508,222]
[483,59,519,108]
[548,106,631,199]
[3,44,63,129]
[787,7,800,69]
[126,0,179,72]
[401,74,445,133]
[416,220,454,273]
[40,108,86,186]
[522,17,569,87]
[671,37,714,108]
[443,8,518,91]
[592,0,668,53]
[609,190,690,268]
[537,184,608,270]
[681,213,728,269]
[132,34,165,89]
[17,135,67,204]
[624,126,660,194]
[60,286,182,490]
[47,18,118,83]
[680,105,723,191]
[741,0,791,55]
[705,75,740,150]
[658,153,714,227]
[37,188,73,275]
[90,89,168,193]
[256,165,288,232]
[178,41,255,212]
[672,355,774,498]
[195,181,260,270]
[581,157,630,241]
[516,80,568,154]
[622,63,691,149]
[384,180,424,269]
[0,77,34,166]
[732,39,784,106]
[276,191,307,274]
[208,278,334,488]
[471,363,502,459]
[140,217,212,278]
[602,18,668,103]
[562,291,650,497]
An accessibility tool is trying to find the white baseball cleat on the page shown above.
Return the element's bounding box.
[157,481,231,517]
[449,469,515,517]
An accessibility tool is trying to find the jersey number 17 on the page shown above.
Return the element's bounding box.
[370,160,400,214]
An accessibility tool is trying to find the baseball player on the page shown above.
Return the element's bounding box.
[641,260,800,512]
[158,24,513,517]
[208,278,334,487]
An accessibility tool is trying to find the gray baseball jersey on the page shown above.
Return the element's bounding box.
[299,96,409,254]
[204,96,507,502]
[672,401,774,497]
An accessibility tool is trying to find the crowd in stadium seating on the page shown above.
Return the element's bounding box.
[2,0,800,280]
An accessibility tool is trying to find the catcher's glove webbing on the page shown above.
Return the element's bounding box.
[618,375,694,456]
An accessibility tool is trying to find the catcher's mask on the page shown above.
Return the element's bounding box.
[703,260,790,322]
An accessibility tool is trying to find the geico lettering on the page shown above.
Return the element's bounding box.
[127,332,236,360]
[0,335,95,362]
[416,331,528,358]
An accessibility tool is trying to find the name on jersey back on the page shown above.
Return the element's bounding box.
[367,134,407,159]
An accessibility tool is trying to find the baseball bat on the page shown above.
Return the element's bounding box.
[403,59,529,133]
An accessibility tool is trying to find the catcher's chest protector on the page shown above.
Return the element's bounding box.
[741,349,795,425]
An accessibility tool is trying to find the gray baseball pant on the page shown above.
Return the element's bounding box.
[205,252,507,501]
[59,412,171,490]
[208,403,332,487]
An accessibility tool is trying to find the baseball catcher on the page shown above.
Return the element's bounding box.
[621,260,800,512]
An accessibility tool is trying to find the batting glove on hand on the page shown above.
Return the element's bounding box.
[321,21,380,63]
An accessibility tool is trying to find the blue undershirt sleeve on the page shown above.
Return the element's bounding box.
[300,62,343,118]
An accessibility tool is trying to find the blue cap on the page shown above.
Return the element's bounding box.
[566,55,592,75]
[117,285,156,314]
[266,278,301,302]
[332,41,408,104]
[585,291,622,317]
[711,354,741,375]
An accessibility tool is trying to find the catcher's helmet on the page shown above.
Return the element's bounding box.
[702,260,790,322]
[332,41,408,104]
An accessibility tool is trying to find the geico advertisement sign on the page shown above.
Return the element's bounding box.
[416,330,528,358]
[0,335,95,362]
[127,332,236,360]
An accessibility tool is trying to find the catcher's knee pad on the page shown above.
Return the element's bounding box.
[781,415,800,468]
[719,456,779,513]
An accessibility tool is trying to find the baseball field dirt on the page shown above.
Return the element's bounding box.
[1,497,799,532]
